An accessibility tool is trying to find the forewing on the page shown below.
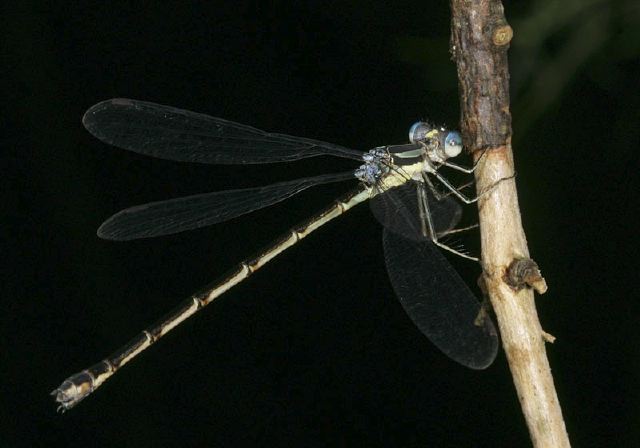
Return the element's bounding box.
[83,99,363,164]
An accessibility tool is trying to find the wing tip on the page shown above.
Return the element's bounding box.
[465,350,498,370]
[97,217,130,241]
[82,98,136,129]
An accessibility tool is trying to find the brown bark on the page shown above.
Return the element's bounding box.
[449,1,570,446]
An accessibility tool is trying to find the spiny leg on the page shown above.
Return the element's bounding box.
[441,147,489,173]
[421,171,448,202]
[420,174,479,249]
[417,183,478,261]
[438,223,479,237]
[432,170,515,204]
[422,173,482,202]
[415,181,431,238]
[451,179,475,193]
[436,147,506,202]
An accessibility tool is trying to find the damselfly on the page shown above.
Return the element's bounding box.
[53,98,498,411]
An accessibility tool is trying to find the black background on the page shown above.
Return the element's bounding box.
[3,1,639,447]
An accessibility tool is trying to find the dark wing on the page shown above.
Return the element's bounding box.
[83,99,364,164]
[383,229,498,369]
[98,172,354,240]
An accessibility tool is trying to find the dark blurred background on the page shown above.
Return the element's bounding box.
[2,0,639,446]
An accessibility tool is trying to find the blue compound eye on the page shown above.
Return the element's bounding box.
[444,131,462,157]
[408,121,432,144]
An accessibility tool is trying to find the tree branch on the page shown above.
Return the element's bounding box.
[449,1,571,446]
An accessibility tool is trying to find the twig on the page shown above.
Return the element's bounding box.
[449,1,571,447]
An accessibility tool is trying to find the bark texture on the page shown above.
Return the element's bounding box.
[449,1,570,447]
